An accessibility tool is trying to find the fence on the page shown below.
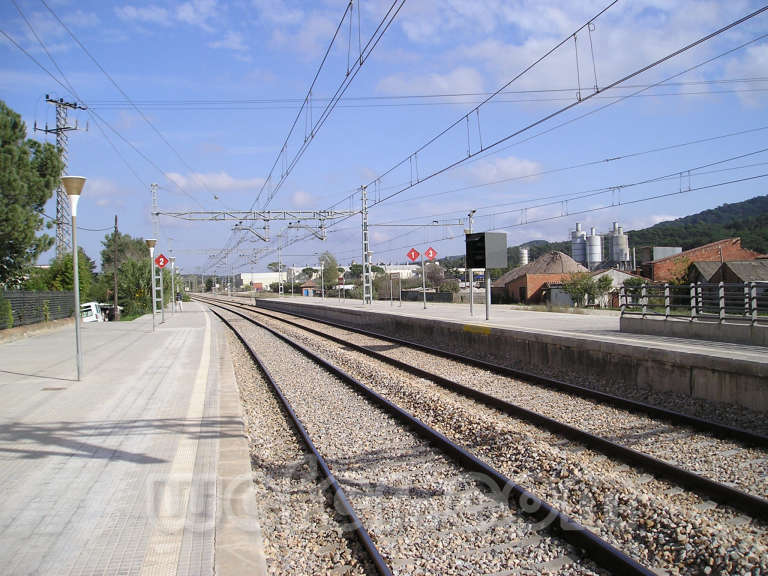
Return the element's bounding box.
[0,291,75,329]
[619,282,768,325]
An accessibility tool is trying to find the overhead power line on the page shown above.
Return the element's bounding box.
[40,0,224,209]
[364,5,768,212]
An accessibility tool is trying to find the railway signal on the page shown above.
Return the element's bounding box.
[155,254,169,269]
[425,247,437,261]
[407,248,420,262]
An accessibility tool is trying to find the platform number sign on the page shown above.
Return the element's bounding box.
[425,247,437,261]
[407,248,420,262]
[154,254,169,268]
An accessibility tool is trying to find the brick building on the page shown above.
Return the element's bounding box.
[643,238,764,282]
[492,251,587,303]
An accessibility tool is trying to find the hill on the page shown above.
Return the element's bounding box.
[438,194,768,270]
[626,195,768,253]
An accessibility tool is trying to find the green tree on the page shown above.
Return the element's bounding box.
[346,264,362,279]
[117,259,151,316]
[267,261,284,272]
[562,272,592,307]
[301,266,316,280]
[318,252,338,291]
[26,248,95,296]
[205,277,214,292]
[0,101,64,285]
[425,262,444,289]
[101,231,148,274]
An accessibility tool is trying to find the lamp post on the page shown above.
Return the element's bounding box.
[146,239,157,331]
[61,176,85,381]
[320,260,325,299]
[170,256,176,314]
[467,209,476,317]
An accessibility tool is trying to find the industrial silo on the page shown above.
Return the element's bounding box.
[586,227,602,269]
[570,222,587,265]
[519,247,529,266]
[607,222,630,265]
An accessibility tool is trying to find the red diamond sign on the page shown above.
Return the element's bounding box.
[154,254,169,268]
[406,248,420,262]
[425,247,437,261]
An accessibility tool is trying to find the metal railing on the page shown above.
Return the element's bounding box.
[619,282,768,325]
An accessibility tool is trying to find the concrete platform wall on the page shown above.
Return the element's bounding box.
[258,300,768,413]
[621,315,768,347]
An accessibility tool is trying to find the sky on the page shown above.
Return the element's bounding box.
[2,0,767,275]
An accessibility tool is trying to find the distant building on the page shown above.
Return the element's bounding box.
[686,261,722,284]
[547,268,642,307]
[300,280,317,297]
[709,259,768,283]
[642,238,764,282]
[381,264,420,279]
[492,251,587,303]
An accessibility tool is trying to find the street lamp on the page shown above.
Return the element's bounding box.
[170,256,176,314]
[145,239,157,331]
[61,176,85,381]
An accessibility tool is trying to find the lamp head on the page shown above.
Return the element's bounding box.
[145,239,157,249]
[62,176,86,216]
[61,176,86,197]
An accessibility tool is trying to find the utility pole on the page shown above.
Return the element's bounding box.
[36,95,86,258]
[361,185,373,304]
[113,215,120,321]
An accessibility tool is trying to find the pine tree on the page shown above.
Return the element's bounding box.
[0,101,63,285]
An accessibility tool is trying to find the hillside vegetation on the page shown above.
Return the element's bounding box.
[626,194,768,253]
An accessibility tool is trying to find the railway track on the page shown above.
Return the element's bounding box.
[198,296,768,574]
[210,304,654,575]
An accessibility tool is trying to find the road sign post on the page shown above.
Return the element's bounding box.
[155,254,168,323]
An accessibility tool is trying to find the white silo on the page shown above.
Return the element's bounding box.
[519,247,529,266]
[607,222,630,265]
[586,226,602,269]
[570,222,587,265]
[614,225,629,263]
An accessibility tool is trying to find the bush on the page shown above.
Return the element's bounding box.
[439,279,460,293]
[0,298,12,329]
[42,300,50,322]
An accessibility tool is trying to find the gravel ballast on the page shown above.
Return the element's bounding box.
[221,311,606,576]
[235,305,768,576]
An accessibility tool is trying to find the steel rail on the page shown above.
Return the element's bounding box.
[202,299,656,576]
[200,297,768,521]
[208,308,393,576]
[246,297,768,447]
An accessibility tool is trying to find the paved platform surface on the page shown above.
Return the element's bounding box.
[0,302,265,576]
[253,295,768,364]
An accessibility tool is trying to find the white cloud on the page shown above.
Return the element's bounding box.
[208,31,248,52]
[114,5,172,25]
[290,189,313,208]
[167,171,265,192]
[85,178,124,208]
[271,13,337,56]
[176,0,218,31]
[468,156,542,185]
[251,0,305,26]
[377,67,485,96]
[724,42,768,107]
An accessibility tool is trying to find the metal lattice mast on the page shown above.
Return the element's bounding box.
[361,185,372,304]
[36,96,86,257]
[151,183,160,240]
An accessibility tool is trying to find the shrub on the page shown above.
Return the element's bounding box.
[0,298,13,329]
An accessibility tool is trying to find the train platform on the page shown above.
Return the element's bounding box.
[249,295,768,412]
[0,302,265,576]
[255,295,768,364]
